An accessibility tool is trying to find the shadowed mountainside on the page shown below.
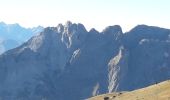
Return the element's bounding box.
[0,22,170,100]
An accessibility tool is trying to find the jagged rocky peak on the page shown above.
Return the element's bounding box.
[102,25,122,34]
[57,23,64,33]
[62,21,87,34]
[24,27,60,52]
[24,21,89,53]
[42,21,87,35]
[102,25,123,41]
[89,28,99,34]
[65,21,72,26]
[57,21,88,49]
[102,25,122,37]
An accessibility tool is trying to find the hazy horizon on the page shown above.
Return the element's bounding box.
[0,0,170,32]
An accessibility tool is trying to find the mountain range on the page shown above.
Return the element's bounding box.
[0,21,170,100]
[0,22,43,54]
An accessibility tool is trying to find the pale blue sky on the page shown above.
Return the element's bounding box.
[0,0,170,32]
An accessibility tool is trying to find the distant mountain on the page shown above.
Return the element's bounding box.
[0,22,43,54]
[0,22,170,100]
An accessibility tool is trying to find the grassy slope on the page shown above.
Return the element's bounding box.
[88,80,170,100]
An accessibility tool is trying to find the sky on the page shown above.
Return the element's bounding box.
[0,0,170,32]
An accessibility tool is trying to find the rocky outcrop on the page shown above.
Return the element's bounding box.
[108,46,129,93]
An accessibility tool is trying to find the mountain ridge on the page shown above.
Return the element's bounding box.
[0,21,170,100]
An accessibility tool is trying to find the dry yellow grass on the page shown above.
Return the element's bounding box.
[88,80,170,100]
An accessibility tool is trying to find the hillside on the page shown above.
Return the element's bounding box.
[88,80,170,100]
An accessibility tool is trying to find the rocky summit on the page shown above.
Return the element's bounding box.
[0,22,170,100]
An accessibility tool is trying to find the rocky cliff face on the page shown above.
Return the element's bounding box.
[108,25,170,92]
[0,23,170,100]
[108,46,129,93]
[0,21,123,100]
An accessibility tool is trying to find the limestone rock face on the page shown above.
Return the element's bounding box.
[108,25,170,92]
[108,46,129,93]
[0,23,170,100]
[0,22,123,100]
